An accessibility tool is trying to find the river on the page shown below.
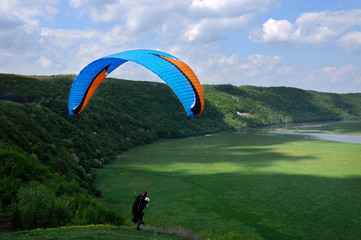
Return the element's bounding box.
[269,130,361,144]
[267,121,361,144]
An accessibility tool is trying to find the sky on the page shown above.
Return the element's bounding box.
[1,0,361,93]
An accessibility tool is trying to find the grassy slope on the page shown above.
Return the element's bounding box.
[1,225,188,240]
[96,132,361,240]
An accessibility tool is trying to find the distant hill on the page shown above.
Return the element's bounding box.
[205,84,361,128]
[1,73,360,231]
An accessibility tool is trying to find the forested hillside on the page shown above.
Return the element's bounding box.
[1,73,360,231]
[205,84,361,128]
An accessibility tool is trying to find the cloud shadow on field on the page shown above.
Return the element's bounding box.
[146,132,317,169]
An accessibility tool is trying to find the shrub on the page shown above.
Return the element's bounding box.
[17,185,56,229]
[73,193,124,226]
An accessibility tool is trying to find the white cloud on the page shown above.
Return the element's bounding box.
[0,0,63,53]
[69,0,279,44]
[355,75,361,83]
[321,64,361,83]
[0,0,59,31]
[293,64,361,93]
[170,43,292,86]
[182,15,251,43]
[260,18,293,42]
[190,0,279,17]
[252,9,361,47]
[194,49,361,93]
[0,0,136,75]
[38,56,53,67]
[337,31,361,53]
[245,55,283,76]
[0,0,281,76]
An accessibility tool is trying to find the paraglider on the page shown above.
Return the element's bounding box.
[132,191,149,231]
[68,49,204,116]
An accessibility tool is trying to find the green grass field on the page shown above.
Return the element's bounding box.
[96,131,361,240]
[1,225,187,240]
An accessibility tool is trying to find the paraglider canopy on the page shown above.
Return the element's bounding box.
[68,49,204,116]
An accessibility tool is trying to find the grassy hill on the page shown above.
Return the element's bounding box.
[2,225,190,240]
[1,73,361,232]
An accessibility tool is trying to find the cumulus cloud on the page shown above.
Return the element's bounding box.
[259,19,293,42]
[69,0,278,44]
[38,56,53,67]
[182,0,279,43]
[244,54,283,76]
[182,15,251,43]
[300,64,361,93]
[321,64,361,83]
[0,1,54,51]
[0,1,62,73]
[190,0,278,16]
[0,0,135,75]
[252,9,361,48]
[170,43,292,87]
[0,0,280,76]
[198,50,361,93]
[337,31,361,53]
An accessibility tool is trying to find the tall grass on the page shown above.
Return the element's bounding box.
[96,132,361,239]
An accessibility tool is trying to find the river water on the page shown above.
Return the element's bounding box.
[266,121,361,144]
[269,130,361,144]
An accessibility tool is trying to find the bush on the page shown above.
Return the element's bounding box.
[16,185,123,230]
[17,185,56,229]
[73,193,124,226]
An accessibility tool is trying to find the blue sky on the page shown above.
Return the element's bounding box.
[1,0,361,93]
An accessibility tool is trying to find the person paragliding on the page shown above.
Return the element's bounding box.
[132,191,149,231]
[68,49,203,231]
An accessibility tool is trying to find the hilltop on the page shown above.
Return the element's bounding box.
[1,73,360,232]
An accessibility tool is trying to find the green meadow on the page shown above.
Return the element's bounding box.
[96,131,361,240]
[1,225,186,240]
